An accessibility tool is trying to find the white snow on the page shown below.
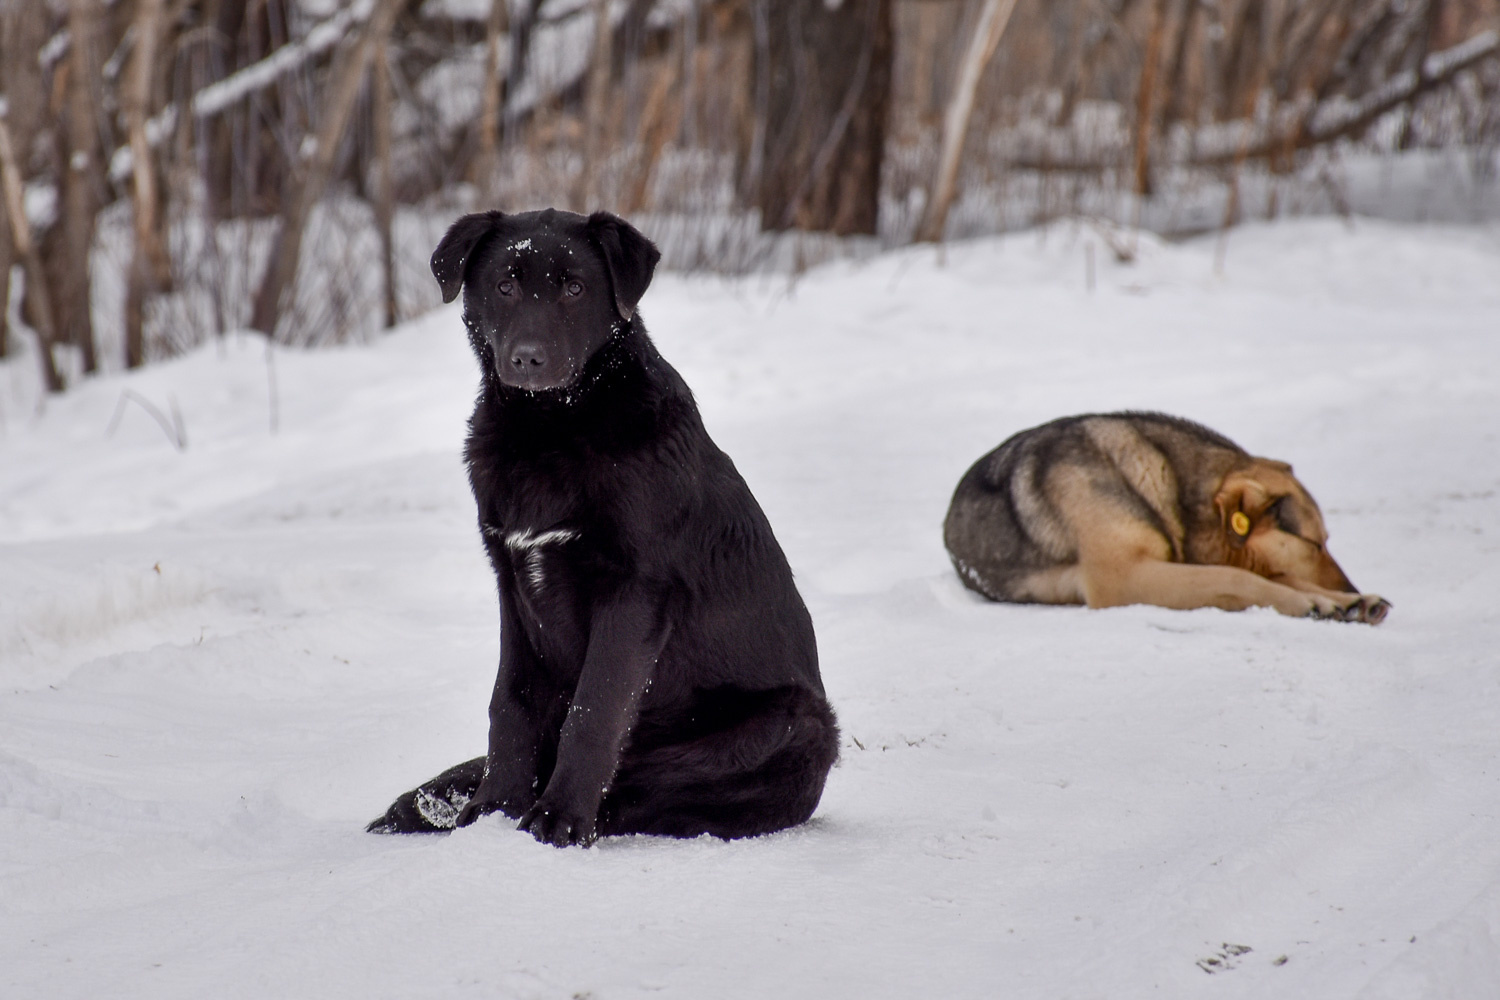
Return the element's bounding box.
[21,179,58,231]
[3,217,1499,998]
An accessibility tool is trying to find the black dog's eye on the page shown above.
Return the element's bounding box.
[565,279,584,297]
[498,279,515,296]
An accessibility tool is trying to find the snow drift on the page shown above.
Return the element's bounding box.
[2,217,1499,999]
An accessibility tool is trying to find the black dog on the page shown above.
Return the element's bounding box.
[367,209,839,847]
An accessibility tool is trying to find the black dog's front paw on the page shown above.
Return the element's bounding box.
[367,784,472,834]
[454,794,510,828]
[368,756,489,835]
[517,800,598,848]
[453,773,536,828]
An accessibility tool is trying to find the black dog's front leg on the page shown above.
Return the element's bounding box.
[519,594,666,847]
[456,583,544,827]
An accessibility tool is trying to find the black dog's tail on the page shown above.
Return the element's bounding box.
[366,756,487,834]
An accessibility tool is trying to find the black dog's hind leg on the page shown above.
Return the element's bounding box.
[366,756,487,834]
[599,686,840,841]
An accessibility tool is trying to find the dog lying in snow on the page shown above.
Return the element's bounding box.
[367,209,838,846]
[943,412,1390,624]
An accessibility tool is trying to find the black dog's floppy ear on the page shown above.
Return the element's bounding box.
[431,212,504,304]
[585,211,661,320]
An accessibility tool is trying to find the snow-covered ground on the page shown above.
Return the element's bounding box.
[2,217,1498,999]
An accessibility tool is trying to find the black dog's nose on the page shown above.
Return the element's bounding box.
[509,345,547,370]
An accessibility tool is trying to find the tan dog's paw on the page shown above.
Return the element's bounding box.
[1355,595,1391,625]
[1302,593,1348,621]
[1304,592,1389,625]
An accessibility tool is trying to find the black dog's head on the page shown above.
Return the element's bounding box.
[431,208,661,392]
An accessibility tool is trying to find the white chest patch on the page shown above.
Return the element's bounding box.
[486,527,580,591]
[502,527,580,553]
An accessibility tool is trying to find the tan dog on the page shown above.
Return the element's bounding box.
[943,412,1389,623]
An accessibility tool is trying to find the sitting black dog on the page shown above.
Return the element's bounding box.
[368,209,839,847]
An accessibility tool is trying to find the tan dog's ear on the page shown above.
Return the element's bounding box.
[1214,469,1271,549]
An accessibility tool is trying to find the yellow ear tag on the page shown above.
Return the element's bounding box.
[1231,511,1251,536]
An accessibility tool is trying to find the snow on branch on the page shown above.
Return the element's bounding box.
[1002,30,1500,174]
[191,0,378,118]
[1305,31,1500,142]
[1424,28,1500,78]
[108,0,377,183]
[1188,30,1500,167]
[39,29,70,70]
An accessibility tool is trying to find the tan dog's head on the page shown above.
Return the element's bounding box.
[1213,458,1357,593]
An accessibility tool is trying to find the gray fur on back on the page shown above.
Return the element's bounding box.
[943,412,1247,603]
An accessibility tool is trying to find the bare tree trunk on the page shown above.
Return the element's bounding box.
[373,36,397,330]
[0,126,10,361]
[1057,0,1141,126]
[907,1,948,129]
[580,0,614,209]
[1160,0,1200,127]
[755,0,894,235]
[504,0,546,143]
[0,187,10,361]
[202,0,253,339]
[0,4,21,362]
[1,0,59,385]
[249,0,403,338]
[680,0,699,149]
[57,0,107,375]
[1221,0,1268,124]
[741,0,771,203]
[915,0,1020,243]
[124,0,173,369]
[473,0,510,197]
[1132,0,1172,197]
[621,49,684,214]
[1218,0,1272,236]
[1273,0,1343,101]
[0,110,64,392]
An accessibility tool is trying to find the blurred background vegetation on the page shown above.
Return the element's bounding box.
[0,0,1497,392]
